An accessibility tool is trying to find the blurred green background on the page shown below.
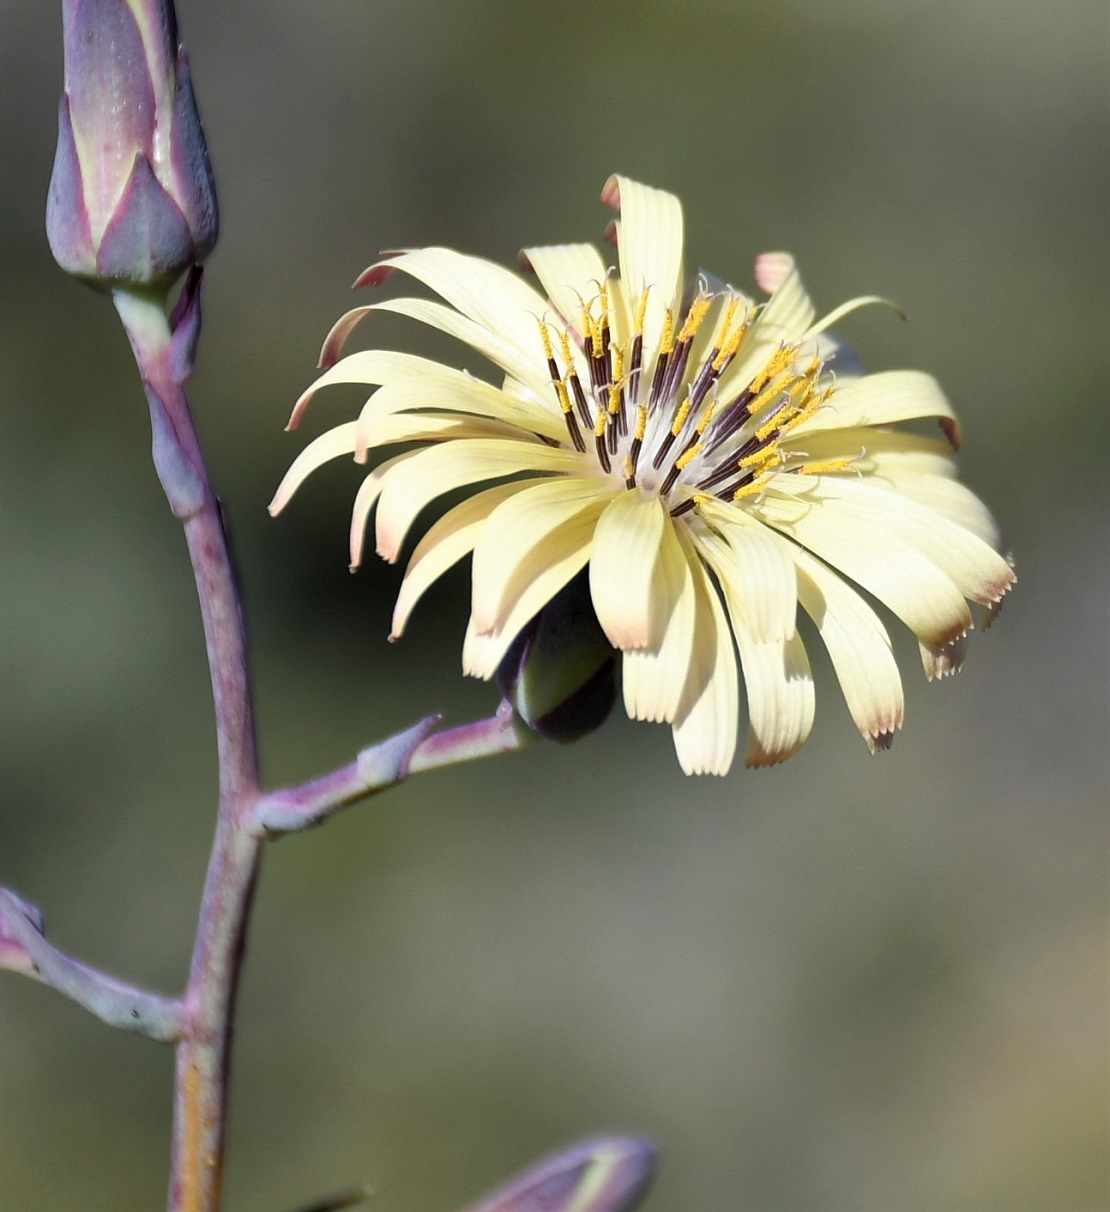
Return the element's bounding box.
[0,1,1105,1208]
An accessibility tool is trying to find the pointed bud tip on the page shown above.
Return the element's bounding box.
[47,0,218,289]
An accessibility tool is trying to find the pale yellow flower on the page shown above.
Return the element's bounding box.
[272,175,1014,775]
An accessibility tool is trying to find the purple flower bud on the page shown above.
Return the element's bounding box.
[462,1136,656,1212]
[496,570,618,744]
[46,0,218,289]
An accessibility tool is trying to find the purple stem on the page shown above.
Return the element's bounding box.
[0,887,184,1041]
[111,280,533,1211]
[115,284,262,1212]
[248,703,533,838]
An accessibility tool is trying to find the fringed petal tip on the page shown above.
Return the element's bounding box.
[921,631,969,681]
[983,567,1014,630]
[973,565,1016,614]
[865,723,901,755]
[743,748,793,770]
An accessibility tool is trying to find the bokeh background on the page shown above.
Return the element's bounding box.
[0,1,1105,1208]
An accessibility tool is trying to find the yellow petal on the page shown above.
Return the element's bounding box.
[368,297,553,400]
[374,439,582,562]
[356,411,533,452]
[621,526,697,723]
[357,247,549,372]
[391,482,523,638]
[920,633,968,681]
[348,451,422,568]
[756,487,974,647]
[520,242,610,342]
[318,305,373,368]
[779,428,959,482]
[462,524,595,679]
[718,253,816,400]
[874,475,1005,550]
[269,422,358,516]
[792,547,904,751]
[802,294,903,340]
[289,349,461,428]
[601,175,684,370]
[353,372,566,450]
[769,475,1014,606]
[589,491,675,650]
[698,531,815,766]
[471,478,612,634]
[670,550,739,776]
[693,499,797,642]
[800,370,963,449]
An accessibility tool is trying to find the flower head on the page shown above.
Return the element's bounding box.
[273,176,1013,774]
[46,0,218,289]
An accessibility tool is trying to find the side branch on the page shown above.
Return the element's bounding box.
[247,702,534,838]
[0,887,184,1042]
[247,716,439,837]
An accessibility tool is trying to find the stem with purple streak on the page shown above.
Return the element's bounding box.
[122,280,528,1210]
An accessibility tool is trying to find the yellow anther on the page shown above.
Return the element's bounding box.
[598,282,610,331]
[584,305,603,358]
[676,441,702,471]
[558,329,575,369]
[732,479,768,501]
[739,445,780,472]
[634,287,650,335]
[612,343,625,380]
[779,382,821,437]
[622,455,635,480]
[537,319,555,362]
[754,393,792,441]
[660,309,675,356]
[720,294,740,334]
[634,403,648,441]
[556,380,572,415]
[594,410,607,437]
[677,295,712,344]
[715,296,740,346]
[608,382,622,416]
[711,300,743,368]
[750,343,796,395]
[695,398,718,435]
[797,457,855,477]
[670,396,692,436]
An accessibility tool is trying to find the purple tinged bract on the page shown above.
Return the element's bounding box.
[46,0,217,288]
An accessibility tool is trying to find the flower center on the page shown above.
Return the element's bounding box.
[538,282,846,516]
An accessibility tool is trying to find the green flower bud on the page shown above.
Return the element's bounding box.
[495,570,618,744]
[46,0,218,289]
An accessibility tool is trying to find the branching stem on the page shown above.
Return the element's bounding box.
[107,280,532,1211]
